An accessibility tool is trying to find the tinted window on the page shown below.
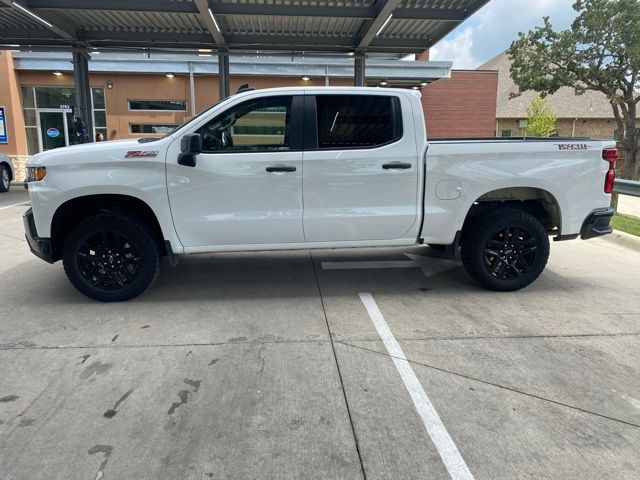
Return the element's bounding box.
[315,95,401,149]
[129,100,186,111]
[131,124,178,134]
[198,96,292,153]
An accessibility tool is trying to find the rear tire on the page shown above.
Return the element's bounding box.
[461,208,549,291]
[0,165,10,192]
[63,213,160,301]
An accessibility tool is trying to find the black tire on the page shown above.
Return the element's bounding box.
[63,213,160,301]
[461,208,549,291]
[0,165,10,192]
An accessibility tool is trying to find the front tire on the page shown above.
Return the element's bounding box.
[63,214,160,301]
[0,165,10,192]
[461,208,549,291]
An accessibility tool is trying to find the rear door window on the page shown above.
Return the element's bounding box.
[315,95,402,149]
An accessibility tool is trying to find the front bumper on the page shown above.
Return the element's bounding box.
[580,207,614,240]
[23,208,54,263]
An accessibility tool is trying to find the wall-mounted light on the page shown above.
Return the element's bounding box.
[52,71,62,76]
[165,73,175,78]
[107,80,113,89]
[380,80,388,86]
[302,76,310,81]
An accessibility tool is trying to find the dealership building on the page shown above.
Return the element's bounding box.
[0,50,498,158]
[0,0,499,179]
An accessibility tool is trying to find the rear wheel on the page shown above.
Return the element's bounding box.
[63,214,160,301]
[0,165,10,192]
[461,208,549,291]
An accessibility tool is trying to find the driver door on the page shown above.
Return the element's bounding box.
[167,95,304,248]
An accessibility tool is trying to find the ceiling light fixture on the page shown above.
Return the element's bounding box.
[12,1,53,28]
[376,14,393,36]
[302,76,310,81]
[412,86,419,90]
[52,71,62,76]
[420,81,428,87]
[380,80,388,86]
[207,8,221,32]
[165,72,175,78]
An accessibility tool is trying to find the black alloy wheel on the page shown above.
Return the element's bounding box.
[483,225,538,280]
[461,208,549,291]
[63,214,160,301]
[76,230,142,290]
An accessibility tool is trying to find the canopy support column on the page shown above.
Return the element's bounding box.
[72,50,93,143]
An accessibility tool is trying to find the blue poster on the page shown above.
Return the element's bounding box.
[0,107,7,144]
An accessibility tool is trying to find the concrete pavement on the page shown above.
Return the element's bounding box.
[1,189,640,479]
[618,194,640,218]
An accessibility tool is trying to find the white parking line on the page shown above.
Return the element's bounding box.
[0,201,30,211]
[358,292,475,480]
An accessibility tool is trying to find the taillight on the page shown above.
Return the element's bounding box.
[602,148,617,193]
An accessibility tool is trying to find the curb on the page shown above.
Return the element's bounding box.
[601,229,640,253]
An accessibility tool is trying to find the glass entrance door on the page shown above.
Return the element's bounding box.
[38,109,78,151]
[39,111,66,150]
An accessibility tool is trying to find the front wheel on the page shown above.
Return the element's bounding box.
[63,214,160,301]
[0,165,10,192]
[461,208,549,291]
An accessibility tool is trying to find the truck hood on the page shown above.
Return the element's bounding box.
[27,138,167,167]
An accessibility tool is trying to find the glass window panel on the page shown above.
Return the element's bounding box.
[23,109,36,127]
[129,100,186,111]
[21,87,35,108]
[197,96,292,152]
[94,110,106,127]
[315,95,401,149]
[131,124,178,134]
[92,88,105,109]
[25,127,39,155]
[35,87,75,108]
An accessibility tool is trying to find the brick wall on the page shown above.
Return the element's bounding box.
[421,70,498,138]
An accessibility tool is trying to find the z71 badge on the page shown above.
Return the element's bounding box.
[125,150,159,158]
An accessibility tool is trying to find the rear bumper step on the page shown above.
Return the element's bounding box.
[580,207,614,240]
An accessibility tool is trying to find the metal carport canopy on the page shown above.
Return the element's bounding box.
[0,0,489,55]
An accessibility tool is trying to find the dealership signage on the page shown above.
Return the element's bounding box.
[0,107,7,144]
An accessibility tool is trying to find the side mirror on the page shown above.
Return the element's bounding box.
[178,133,202,167]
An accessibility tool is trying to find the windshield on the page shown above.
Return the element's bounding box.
[161,98,228,139]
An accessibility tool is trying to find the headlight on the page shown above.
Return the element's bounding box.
[26,166,47,182]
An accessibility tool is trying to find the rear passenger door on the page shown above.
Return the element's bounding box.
[302,93,419,242]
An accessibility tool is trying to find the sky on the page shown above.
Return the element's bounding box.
[428,0,579,69]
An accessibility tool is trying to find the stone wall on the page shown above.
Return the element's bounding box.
[8,155,29,182]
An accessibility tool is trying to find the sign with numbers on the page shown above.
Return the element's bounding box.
[0,106,7,144]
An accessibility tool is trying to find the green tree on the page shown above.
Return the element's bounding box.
[507,0,640,180]
[525,96,557,137]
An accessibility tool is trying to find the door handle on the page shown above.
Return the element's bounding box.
[266,165,297,173]
[382,162,412,170]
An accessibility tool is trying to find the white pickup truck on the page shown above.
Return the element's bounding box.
[24,86,616,301]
